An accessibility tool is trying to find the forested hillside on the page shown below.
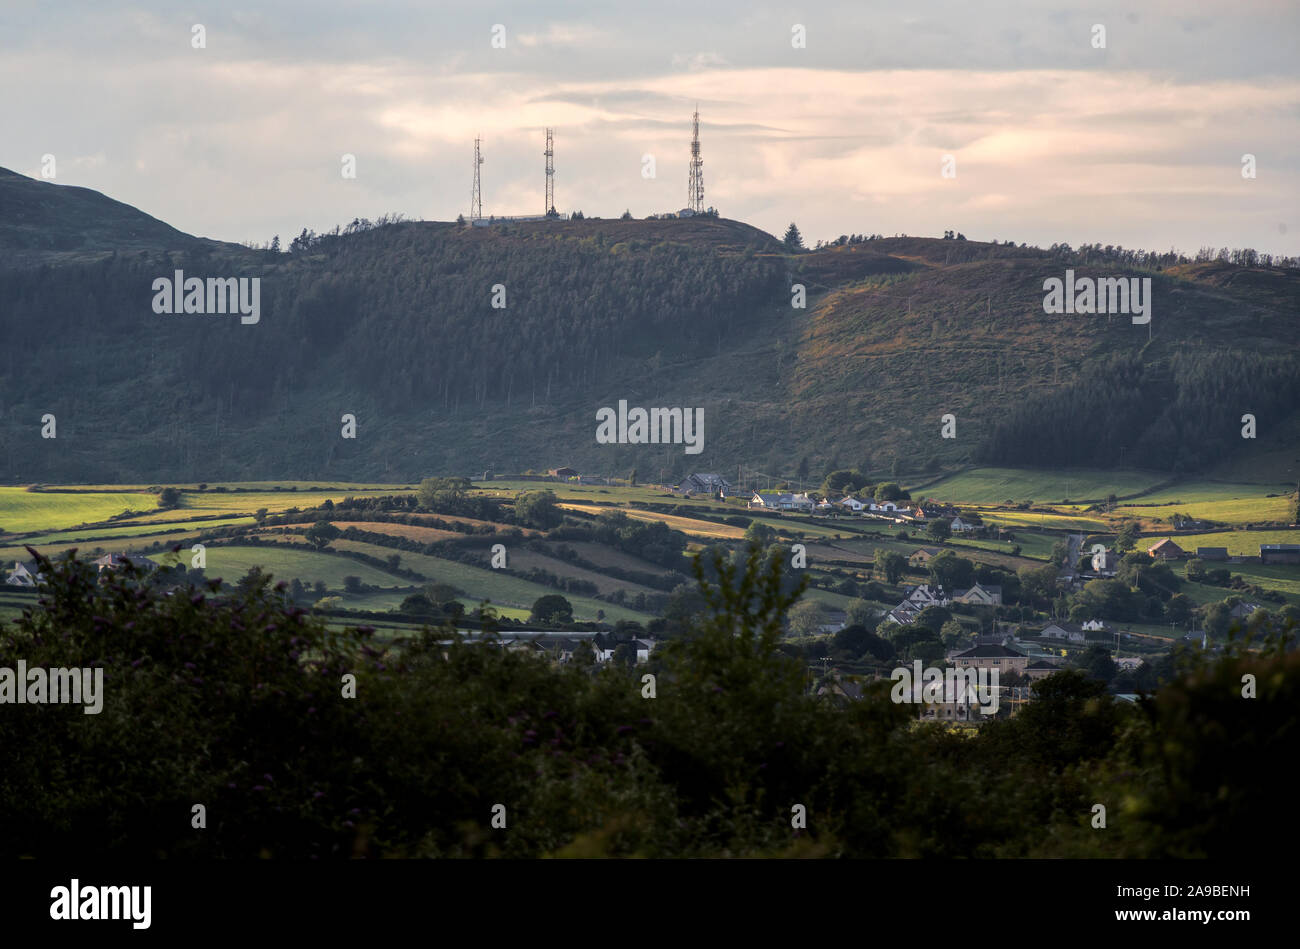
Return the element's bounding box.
[1,167,1297,483]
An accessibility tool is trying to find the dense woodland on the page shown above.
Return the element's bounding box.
[2,165,1298,481]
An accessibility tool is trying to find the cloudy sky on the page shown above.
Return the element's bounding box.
[3,1,1297,254]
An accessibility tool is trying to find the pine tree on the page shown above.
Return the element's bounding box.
[783,222,805,252]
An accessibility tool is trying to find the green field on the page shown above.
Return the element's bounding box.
[0,487,153,533]
[917,468,1166,504]
[146,544,406,589]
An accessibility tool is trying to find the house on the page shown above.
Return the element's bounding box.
[1081,619,1108,632]
[909,547,941,567]
[5,560,43,587]
[910,505,927,519]
[1260,544,1300,565]
[869,500,900,513]
[592,633,656,663]
[953,583,1003,606]
[904,583,950,607]
[1197,547,1229,561]
[949,516,977,533]
[1229,602,1260,620]
[748,492,813,512]
[816,610,849,635]
[949,643,1031,674]
[883,602,923,625]
[91,553,157,574]
[1115,657,1145,671]
[814,498,835,514]
[1086,548,1121,576]
[837,497,867,513]
[1039,622,1087,643]
[1024,658,1065,681]
[1147,538,1187,560]
[547,466,579,479]
[678,473,732,497]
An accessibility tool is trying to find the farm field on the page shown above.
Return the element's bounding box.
[558,503,745,539]
[15,516,254,547]
[916,468,1167,504]
[1139,529,1300,557]
[145,544,406,589]
[0,487,152,533]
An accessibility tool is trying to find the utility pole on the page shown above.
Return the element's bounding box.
[471,136,484,221]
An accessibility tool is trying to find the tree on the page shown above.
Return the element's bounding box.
[416,476,471,511]
[343,575,364,595]
[515,490,563,530]
[157,487,182,508]
[530,594,574,625]
[786,599,825,638]
[304,520,341,550]
[845,598,877,628]
[1186,558,1207,583]
[874,482,906,501]
[926,518,952,541]
[400,593,436,615]
[1165,593,1194,625]
[270,234,281,252]
[782,222,805,252]
[1201,602,1233,639]
[1115,522,1140,553]
[927,551,974,592]
[873,549,907,584]
[620,209,633,221]
[1071,644,1118,684]
[744,521,777,547]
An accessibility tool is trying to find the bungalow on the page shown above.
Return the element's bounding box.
[1147,538,1187,560]
[953,583,1003,606]
[814,498,836,514]
[816,610,849,635]
[950,643,1031,674]
[5,560,43,587]
[909,547,941,567]
[678,473,732,497]
[949,516,977,533]
[591,634,656,664]
[1197,547,1229,561]
[1039,621,1087,643]
[748,492,813,512]
[1260,544,1300,565]
[1024,658,1065,681]
[837,496,867,513]
[869,500,901,513]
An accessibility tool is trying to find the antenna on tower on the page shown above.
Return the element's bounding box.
[471,136,484,221]
[688,105,704,214]
[544,128,556,217]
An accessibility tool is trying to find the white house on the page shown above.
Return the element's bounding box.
[1081,619,1108,632]
[837,497,867,513]
[748,492,813,512]
[869,500,900,513]
[904,584,950,607]
[949,516,977,533]
[1039,622,1087,643]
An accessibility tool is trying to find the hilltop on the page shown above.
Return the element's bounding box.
[0,167,1297,484]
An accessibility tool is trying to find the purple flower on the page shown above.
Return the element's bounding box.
[313,791,326,799]
[252,785,266,791]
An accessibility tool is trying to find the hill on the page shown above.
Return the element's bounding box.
[0,167,1297,484]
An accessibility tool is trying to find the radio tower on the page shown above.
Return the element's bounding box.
[544,128,556,217]
[688,105,704,214]
[471,136,484,221]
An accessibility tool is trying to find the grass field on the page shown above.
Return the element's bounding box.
[917,468,1166,504]
[1119,484,1294,526]
[16,516,254,547]
[559,503,745,539]
[0,487,153,533]
[146,544,406,589]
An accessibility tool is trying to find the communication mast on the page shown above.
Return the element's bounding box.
[544,128,556,217]
[688,106,704,214]
[471,136,484,221]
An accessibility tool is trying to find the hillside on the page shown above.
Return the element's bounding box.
[1,167,1297,484]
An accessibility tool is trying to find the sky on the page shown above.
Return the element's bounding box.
[2,0,1297,255]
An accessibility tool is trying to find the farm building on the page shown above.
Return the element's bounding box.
[547,466,579,479]
[1197,547,1229,561]
[1260,544,1300,564]
[1148,538,1187,560]
[5,560,43,587]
